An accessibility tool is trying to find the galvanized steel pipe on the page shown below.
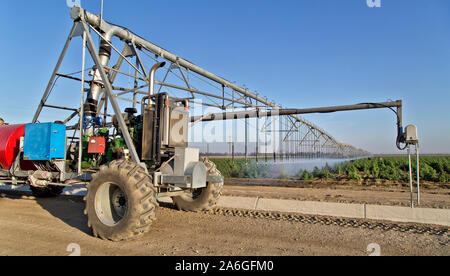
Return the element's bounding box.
[149,62,166,102]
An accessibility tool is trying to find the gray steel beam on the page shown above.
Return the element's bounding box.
[191,101,402,123]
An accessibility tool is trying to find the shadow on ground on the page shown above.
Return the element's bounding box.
[0,190,91,236]
[0,189,179,239]
[35,196,92,236]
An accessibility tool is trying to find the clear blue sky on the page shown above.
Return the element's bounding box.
[1,0,449,154]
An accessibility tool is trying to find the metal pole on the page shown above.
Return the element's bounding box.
[408,145,414,208]
[277,121,281,158]
[273,116,277,163]
[232,91,235,162]
[265,107,268,164]
[222,85,225,110]
[100,0,104,28]
[245,104,248,164]
[78,31,87,175]
[416,143,420,206]
[256,103,259,164]
[133,57,139,109]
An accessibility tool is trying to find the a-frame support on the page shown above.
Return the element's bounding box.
[32,22,83,123]
[32,20,144,169]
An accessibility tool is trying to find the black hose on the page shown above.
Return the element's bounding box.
[358,102,406,151]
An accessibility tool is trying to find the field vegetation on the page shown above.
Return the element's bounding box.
[210,156,450,183]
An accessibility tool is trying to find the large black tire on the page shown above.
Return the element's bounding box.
[30,185,65,198]
[85,160,158,241]
[172,157,223,212]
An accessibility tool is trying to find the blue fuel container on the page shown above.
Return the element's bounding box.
[23,123,66,161]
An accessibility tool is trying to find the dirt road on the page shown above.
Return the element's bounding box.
[0,193,448,256]
[224,179,450,209]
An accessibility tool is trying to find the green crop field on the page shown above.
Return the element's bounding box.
[210,156,450,183]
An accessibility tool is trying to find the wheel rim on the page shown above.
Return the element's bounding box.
[94,182,127,227]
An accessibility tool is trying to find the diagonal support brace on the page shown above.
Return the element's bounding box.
[81,22,144,169]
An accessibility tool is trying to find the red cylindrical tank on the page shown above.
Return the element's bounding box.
[0,124,25,170]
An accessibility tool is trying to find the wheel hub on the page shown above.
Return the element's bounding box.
[112,188,127,218]
[94,183,128,227]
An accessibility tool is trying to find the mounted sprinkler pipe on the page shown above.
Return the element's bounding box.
[190,100,408,150]
[148,62,166,107]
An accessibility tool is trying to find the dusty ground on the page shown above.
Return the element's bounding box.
[224,179,450,209]
[0,192,448,256]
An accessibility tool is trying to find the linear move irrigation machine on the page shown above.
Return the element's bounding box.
[0,7,420,241]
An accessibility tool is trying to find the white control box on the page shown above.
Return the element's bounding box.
[405,125,418,144]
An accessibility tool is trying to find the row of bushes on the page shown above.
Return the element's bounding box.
[333,156,450,183]
[211,156,450,183]
[210,158,270,179]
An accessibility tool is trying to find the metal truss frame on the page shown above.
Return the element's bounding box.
[32,7,371,165]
